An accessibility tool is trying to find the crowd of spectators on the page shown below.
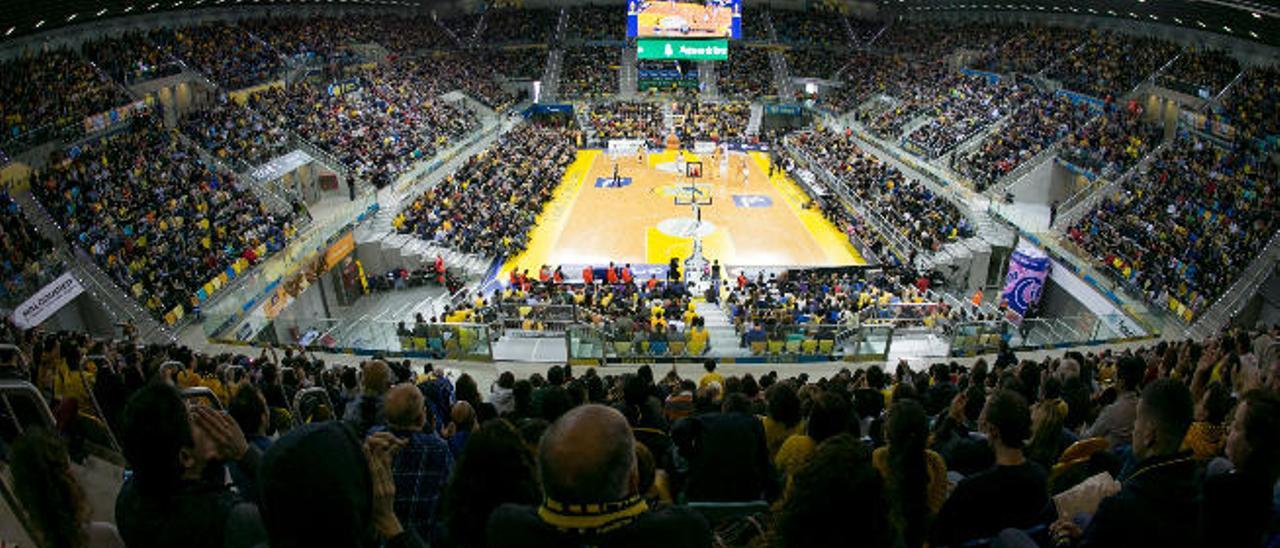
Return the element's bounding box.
[817,52,911,114]
[167,23,286,89]
[82,30,183,84]
[956,92,1098,190]
[560,47,620,98]
[405,53,519,111]
[674,101,751,143]
[793,130,974,253]
[1159,48,1241,97]
[8,318,1279,548]
[31,117,298,319]
[971,25,1082,75]
[472,48,547,80]
[0,49,130,142]
[902,78,1028,159]
[770,9,850,45]
[181,96,290,169]
[785,48,848,79]
[586,102,666,144]
[1045,32,1179,99]
[1223,65,1280,142]
[861,67,978,140]
[480,8,558,45]
[567,6,623,41]
[1066,133,1279,319]
[874,22,1003,60]
[719,45,775,98]
[1057,104,1162,180]
[249,65,479,189]
[395,124,577,259]
[0,191,56,304]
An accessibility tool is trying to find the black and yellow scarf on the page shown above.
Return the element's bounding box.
[538,495,650,535]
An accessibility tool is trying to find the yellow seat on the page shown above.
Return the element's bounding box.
[767,340,784,355]
[638,341,649,353]
[749,341,766,355]
[413,337,427,351]
[668,341,686,356]
[801,339,818,355]
[785,340,801,354]
[818,339,834,354]
[614,341,632,356]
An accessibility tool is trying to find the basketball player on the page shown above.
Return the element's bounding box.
[741,160,749,188]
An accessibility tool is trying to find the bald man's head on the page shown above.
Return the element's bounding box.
[385,384,425,431]
[362,361,392,396]
[538,404,637,504]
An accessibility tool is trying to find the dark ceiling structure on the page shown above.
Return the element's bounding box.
[883,0,1280,47]
[0,0,1277,48]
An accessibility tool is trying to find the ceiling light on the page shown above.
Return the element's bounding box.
[34,20,44,28]
[1149,14,1158,20]
[1223,26,1232,32]
[1174,17,1183,24]
[66,13,77,21]
[1250,31,1259,38]
[124,5,134,11]
[96,8,107,15]
[1197,20,1206,27]
[4,27,14,36]
[147,2,158,9]
[1252,12,1262,19]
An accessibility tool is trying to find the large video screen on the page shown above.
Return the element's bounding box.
[627,0,742,39]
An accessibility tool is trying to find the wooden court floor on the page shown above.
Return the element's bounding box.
[502,149,864,277]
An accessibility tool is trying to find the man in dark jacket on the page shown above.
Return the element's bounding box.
[672,408,779,503]
[486,405,711,547]
[115,383,266,548]
[1052,378,1201,547]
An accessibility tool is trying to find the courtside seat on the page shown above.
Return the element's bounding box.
[413,337,428,352]
[668,340,686,356]
[749,341,766,355]
[801,339,818,355]
[614,341,632,356]
[650,340,669,356]
[785,339,801,355]
[818,339,834,354]
[767,340,784,356]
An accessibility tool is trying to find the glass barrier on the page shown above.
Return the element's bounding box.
[567,325,606,362]
[949,321,1007,357]
[209,313,493,361]
[847,325,894,361]
[495,303,580,333]
[201,192,378,340]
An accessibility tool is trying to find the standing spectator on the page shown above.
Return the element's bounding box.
[931,390,1046,546]
[437,420,540,548]
[115,384,266,548]
[1086,355,1144,448]
[487,405,711,547]
[10,429,125,548]
[376,384,453,541]
[344,360,392,434]
[873,399,948,548]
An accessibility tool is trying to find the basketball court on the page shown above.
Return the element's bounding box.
[502,147,865,278]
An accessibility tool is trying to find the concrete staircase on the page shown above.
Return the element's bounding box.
[620,47,638,98]
[695,301,749,357]
[541,49,564,102]
[746,103,764,136]
[767,49,794,98]
[698,60,718,100]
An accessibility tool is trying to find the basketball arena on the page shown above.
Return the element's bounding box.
[1,1,1279,546]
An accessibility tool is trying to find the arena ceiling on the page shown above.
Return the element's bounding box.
[886,0,1280,47]
[0,0,1277,48]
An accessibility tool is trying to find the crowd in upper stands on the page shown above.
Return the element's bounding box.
[1057,104,1163,180]
[903,78,1027,159]
[1066,132,1280,319]
[566,6,623,41]
[168,23,286,90]
[481,8,558,45]
[1224,66,1280,142]
[0,49,130,142]
[719,46,775,98]
[0,191,57,304]
[793,130,974,253]
[561,47,619,98]
[771,8,850,45]
[1159,48,1242,97]
[1044,32,1180,99]
[971,25,1081,75]
[394,123,577,259]
[956,93,1098,190]
[32,117,298,319]
[785,48,849,80]
[674,101,751,143]
[82,30,183,84]
[181,97,291,170]
[5,317,1279,548]
[586,102,666,144]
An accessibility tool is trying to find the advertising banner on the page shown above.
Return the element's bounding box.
[637,38,729,61]
[1001,245,1050,322]
[12,272,84,330]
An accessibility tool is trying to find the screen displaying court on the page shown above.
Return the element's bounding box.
[627,0,742,39]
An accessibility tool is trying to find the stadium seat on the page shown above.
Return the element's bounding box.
[818,339,834,354]
[650,340,669,356]
[613,341,632,356]
[749,341,766,355]
[785,340,801,355]
[668,340,686,356]
[801,339,818,355]
[767,340,784,356]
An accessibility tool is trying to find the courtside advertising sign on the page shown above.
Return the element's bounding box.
[637,39,729,61]
[12,272,85,330]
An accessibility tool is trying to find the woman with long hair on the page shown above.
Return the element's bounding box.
[873,399,947,548]
[437,419,541,548]
[9,429,124,548]
[1027,396,1071,468]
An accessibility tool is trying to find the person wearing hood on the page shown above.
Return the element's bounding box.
[258,420,425,548]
